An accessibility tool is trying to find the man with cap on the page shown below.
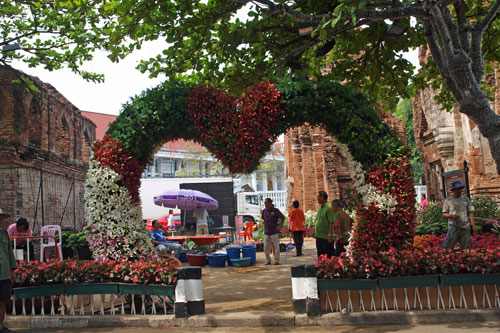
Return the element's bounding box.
[0,209,17,333]
[442,181,477,249]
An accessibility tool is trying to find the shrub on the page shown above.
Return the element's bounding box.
[472,195,500,231]
[415,201,448,235]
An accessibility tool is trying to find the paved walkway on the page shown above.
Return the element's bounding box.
[203,238,317,314]
[11,321,500,332]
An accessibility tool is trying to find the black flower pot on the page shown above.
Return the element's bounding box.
[62,247,74,260]
[77,246,92,260]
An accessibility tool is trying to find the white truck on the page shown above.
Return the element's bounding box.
[140,178,285,225]
[235,192,262,223]
[235,190,287,223]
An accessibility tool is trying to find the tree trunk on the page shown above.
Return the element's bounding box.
[459,92,500,173]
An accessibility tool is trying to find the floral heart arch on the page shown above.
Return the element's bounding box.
[84,77,415,262]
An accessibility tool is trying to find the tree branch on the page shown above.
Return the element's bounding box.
[469,29,484,84]
[476,0,500,31]
[454,1,471,55]
[441,5,461,51]
[234,0,333,22]
[278,39,318,72]
[427,2,455,61]
[422,20,463,100]
[355,5,426,20]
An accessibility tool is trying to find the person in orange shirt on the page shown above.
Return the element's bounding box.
[288,200,305,257]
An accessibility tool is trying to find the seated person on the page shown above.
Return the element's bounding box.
[7,217,35,261]
[150,220,181,259]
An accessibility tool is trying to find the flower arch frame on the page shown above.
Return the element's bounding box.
[84,76,414,261]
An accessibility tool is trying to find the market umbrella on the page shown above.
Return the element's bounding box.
[153,189,219,210]
[154,189,219,232]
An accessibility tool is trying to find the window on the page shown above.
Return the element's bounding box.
[245,195,259,205]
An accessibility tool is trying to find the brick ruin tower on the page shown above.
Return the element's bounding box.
[284,113,405,212]
[413,47,500,200]
[0,65,96,231]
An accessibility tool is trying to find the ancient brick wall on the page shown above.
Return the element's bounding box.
[412,48,500,200]
[0,65,95,231]
[284,113,405,212]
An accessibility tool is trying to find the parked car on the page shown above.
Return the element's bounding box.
[146,213,181,231]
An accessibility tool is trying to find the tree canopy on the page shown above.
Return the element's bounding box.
[2,0,500,170]
[0,0,106,82]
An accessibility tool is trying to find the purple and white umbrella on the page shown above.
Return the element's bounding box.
[153,189,219,210]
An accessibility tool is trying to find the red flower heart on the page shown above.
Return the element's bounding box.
[186,81,283,174]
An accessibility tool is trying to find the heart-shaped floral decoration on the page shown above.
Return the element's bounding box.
[186,81,283,174]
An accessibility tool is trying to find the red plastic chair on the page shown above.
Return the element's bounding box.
[238,222,254,243]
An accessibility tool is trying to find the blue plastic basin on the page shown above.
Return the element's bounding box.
[206,253,227,267]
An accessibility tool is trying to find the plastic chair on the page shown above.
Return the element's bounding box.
[40,225,63,261]
[238,222,254,243]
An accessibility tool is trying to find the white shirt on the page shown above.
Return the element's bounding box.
[193,207,208,226]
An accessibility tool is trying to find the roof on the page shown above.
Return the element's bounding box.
[81,111,117,140]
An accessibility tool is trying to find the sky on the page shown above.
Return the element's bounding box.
[11,43,420,117]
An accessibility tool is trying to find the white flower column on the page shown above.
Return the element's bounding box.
[84,158,156,262]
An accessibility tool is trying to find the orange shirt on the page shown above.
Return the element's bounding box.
[288,208,305,231]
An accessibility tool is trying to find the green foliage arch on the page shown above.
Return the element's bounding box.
[106,76,404,173]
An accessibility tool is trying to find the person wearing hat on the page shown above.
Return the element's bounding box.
[442,181,477,249]
[0,209,17,333]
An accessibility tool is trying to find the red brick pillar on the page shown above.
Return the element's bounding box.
[299,126,316,211]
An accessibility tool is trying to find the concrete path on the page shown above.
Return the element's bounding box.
[203,239,316,314]
[11,321,500,332]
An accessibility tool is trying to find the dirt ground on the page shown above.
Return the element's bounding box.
[194,238,318,314]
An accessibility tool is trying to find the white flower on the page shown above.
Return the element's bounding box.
[84,155,154,262]
[337,143,397,215]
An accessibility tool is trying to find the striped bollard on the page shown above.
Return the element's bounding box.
[175,267,205,318]
[291,264,321,316]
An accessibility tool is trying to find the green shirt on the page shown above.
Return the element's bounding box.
[314,203,335,240]
[0,229,17,281]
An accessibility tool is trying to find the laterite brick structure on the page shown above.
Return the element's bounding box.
[0,65,96,231]
[284,113,405,211]
[412,47,500,200]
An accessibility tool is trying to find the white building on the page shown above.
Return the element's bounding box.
[82,111,286,193]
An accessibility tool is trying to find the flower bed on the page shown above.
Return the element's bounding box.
[414,233,500,251]
[316,248,499,279]
[14,257,180,288]
[314,249,500,313]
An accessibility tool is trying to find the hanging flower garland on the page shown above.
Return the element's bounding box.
[337,143,416,254]
[337,143,397,214]
[84,137,155,262]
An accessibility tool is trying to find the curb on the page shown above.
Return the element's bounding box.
[6,309,500,328]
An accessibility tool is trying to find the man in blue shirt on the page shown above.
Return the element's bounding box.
[150,220,182,259]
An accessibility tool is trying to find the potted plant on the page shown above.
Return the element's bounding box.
[66,232,91,260]
[60,230,75,259]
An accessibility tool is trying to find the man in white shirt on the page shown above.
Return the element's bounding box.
[193,203,209,235]
[442,181,477,249]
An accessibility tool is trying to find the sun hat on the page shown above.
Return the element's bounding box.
[451,181,464,191]
[0,208,10,218]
